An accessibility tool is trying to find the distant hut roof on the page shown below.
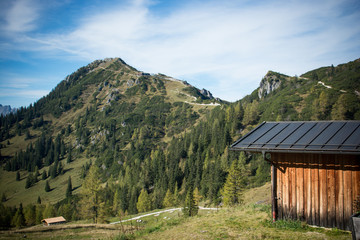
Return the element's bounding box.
[41,216,66,225]
[231,121,360,155]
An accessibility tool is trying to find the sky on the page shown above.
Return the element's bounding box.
[0,0,360,108]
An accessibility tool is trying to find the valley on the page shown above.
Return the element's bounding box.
[0,57,359,238]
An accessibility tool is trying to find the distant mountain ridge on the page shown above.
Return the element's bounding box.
[0,104,16,116]
[0,57,359,216]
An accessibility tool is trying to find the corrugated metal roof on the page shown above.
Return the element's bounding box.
[230,121,360,154]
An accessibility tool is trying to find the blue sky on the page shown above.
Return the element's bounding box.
[0,0,360,108]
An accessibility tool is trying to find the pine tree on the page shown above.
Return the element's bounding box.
[222,152,248,206]
[183,186,198,217]
[66,176,72,198]
[45,180,51,192]
[137,189,151,213]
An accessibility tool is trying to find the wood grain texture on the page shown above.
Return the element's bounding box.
[272,153,359,230]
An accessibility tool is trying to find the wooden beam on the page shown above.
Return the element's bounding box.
[272,163,277,222]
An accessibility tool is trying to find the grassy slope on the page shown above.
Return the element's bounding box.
[0,156,91,206]
[138,183,350,240]
[0,183,350,239]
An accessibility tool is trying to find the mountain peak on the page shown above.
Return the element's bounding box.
[258,71,288,99]
[0,104,17,116]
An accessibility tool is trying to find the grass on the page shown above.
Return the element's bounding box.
[138,206,350,240]
[0,183,351,239]
[0,224,135,240]
[0,155,92,206]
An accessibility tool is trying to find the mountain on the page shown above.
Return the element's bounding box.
[0,104,17,116]
[0,57,359,228]
[0,57,224,208]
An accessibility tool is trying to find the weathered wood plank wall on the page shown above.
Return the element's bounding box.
[273,153,360,230]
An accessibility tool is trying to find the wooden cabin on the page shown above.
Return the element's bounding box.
[231,121,360,230]
[41,216,66,226]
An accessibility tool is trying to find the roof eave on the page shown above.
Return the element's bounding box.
[230,147,360,155]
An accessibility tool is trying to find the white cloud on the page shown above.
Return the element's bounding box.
[3,0,39,34]
[11,0,360,101]
[0,74,50,100]
[0,88,49,99]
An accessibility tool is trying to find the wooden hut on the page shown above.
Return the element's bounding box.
[231,121,360,230]
[41,216,66,226]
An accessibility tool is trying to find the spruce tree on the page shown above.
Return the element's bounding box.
[25,174,32,189]
[45,180,51,192]
[183,186,198,217]
[66,176,72,198]
[222,152,248,206]
[16,171,21,181]
[37,196,41,204]
[67,149,72,163]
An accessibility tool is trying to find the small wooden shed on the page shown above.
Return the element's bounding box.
[41,216,66,226]
[231,121,360,230]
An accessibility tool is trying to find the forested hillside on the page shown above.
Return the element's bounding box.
[0,57,359,228]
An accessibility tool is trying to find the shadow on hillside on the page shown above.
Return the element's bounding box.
[62,168,73,174]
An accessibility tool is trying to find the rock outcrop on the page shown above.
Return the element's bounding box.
[258,71,283,99]
[200,88,214,99]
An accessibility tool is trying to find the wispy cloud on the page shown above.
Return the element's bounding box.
[0,89,49,98]
[2,0,360,102]
[2,0,40,34]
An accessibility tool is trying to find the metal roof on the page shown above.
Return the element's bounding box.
[230,121,360,155]
[41,216,66,224]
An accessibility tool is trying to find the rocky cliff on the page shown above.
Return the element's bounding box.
[258,71,285,99]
